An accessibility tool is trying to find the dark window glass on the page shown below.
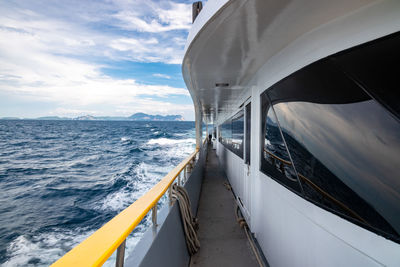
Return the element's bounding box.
[330,31,400,120]
[266,55,400,242]
[261,95,301,193]
[221,119,232,145]
[220,110,244,158]
[245,103,251,165]
[232,110,244,156]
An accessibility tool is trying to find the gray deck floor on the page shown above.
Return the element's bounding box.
[190,144,258,267]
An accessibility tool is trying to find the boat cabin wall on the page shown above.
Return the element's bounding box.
[214,1,400,266]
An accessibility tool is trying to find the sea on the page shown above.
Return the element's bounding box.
[0,120,196,266]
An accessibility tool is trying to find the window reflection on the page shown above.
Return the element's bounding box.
[221,110,244,158]
[331,31,400,119]
[245,103,251,165]
[262,101,301,193]
[261,43,400,241]
[221,119,232,145]
[232,111,244,152]
[260,32,400,242]
[274,99,400,239]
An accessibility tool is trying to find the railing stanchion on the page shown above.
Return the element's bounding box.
[168,184,173,206]
[178,172,181,186]
[152,204,157,226]
[116,239,126,267]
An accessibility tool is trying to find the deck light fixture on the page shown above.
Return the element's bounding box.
[215,83,229,87]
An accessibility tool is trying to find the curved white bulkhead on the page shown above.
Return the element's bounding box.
[183,0,400,266]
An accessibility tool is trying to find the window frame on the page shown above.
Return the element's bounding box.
[258,31,400,244]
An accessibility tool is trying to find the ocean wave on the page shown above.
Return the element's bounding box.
[4,228,147,267]
[4,209,149,267]
[99,162,172,212]
[3,229,94,267]
[129,147,143,153]
[120,137,130,142]
[0,120,195,266]
[147,137,195,146]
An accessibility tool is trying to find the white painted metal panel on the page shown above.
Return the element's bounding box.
[253,171,399,267]
[185,0,400,266]
[216,142,252,220]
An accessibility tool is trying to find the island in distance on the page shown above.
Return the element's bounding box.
[0,113,185,121]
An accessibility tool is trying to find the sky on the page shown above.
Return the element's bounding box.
[0,0,197,120]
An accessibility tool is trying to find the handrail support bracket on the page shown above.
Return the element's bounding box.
[116,240,126,267]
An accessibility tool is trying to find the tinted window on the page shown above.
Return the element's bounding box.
[265,55,400,242]
[232,110,244,155]
[221,110,244,158]
[331,32,400,120]
[261,95,302,193]
[221,119,232,145]
[245,103,251,165]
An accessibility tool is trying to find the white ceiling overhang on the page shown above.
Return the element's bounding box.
[182,0,377,124]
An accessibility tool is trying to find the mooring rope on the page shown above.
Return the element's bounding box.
[171,183,200,255]
[235,203,264,267]
[223,181,232,191]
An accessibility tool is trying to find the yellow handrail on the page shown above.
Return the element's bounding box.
[51,148,199,267]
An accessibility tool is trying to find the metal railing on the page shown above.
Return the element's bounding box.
[52,145,202,267]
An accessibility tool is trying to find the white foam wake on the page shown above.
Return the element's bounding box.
[99,162,172,212]
[3,229,94,267]
[4,227,147,267]
[147,137,195,146]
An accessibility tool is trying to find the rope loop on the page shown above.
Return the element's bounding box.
[171,183,200,255]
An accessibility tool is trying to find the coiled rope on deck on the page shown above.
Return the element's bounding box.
[171,183,200,255]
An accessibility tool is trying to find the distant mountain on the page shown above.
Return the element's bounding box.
[93,116,127,121]
[128,113,184,121]
[0,117,21,120]
[73,115,96,120]
[0,113,185,121]
[37,116,71,120]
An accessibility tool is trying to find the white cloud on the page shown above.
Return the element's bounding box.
[0,46,189,106]
[112,2,191,33]
[152,73,171,79]
[109,37,183,64]
[0,0,195,119]
[0,0,191,64]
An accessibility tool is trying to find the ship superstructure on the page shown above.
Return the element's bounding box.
[53,1,400,266]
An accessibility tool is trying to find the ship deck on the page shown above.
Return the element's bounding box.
[190,144,258,267]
